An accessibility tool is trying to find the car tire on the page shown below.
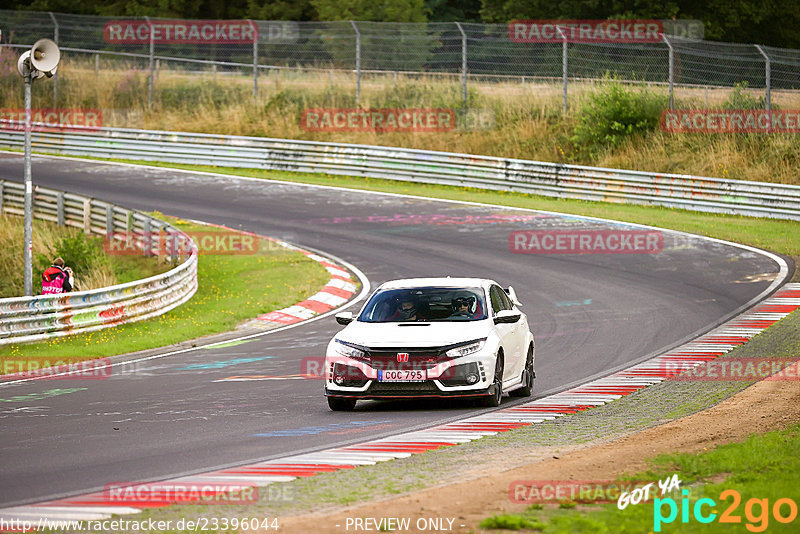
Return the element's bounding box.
[510,345,534,397]
[327,396,357,411]
[480,354,504,407]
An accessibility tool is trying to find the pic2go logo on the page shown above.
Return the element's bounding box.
[654,489,799,532]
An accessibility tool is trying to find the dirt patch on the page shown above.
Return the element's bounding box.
[278,376,800,533]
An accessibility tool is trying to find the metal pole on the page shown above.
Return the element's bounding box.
[146,16,154,108]
[755,45,771,113]
[350,21,360,106]
[49,12,58,107]
[455,22,467,110]
[663,34,674,110]
[23,74,33,296]
[557,26,567,113]
[252,21,258,98]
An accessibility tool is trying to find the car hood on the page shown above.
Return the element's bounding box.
[337,320,491,348]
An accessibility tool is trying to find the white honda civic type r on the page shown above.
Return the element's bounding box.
[324,278,535,411]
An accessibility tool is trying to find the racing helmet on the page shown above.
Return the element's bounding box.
[395,294,419,319]
[451,291,477,314]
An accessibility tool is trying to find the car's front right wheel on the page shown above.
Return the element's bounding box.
[327,396,357,411]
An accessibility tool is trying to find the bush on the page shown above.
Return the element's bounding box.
[35,233,110,292]
[572,80,667,155]
[722,82,769,110]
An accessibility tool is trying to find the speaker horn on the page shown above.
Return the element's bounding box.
[30,38,60,74]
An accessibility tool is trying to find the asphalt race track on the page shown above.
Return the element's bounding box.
[0,153,786,507]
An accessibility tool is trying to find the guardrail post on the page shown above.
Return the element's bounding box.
[455,22,467,110]
[350,21,361,106]
[105,205,113,236]
[56,192,64,226]
[754,45,771,114]
[663,34,674,110]
[146,16,154,109]
[83,198,91,234]
[143,218,151,256]
[49,12,59,106]
[0,181,4,215]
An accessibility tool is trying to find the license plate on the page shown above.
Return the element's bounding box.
[377,369,426,382]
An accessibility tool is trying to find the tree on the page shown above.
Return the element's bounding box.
[311,0,428,22]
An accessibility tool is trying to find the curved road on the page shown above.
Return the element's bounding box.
[0,153,786,506]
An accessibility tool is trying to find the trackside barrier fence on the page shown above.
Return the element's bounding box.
[0,178,198,346]
[0,122,798,220]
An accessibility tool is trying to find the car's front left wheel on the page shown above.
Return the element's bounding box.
[479,354,504,407]
[327,396,357,411]
[510,345,534,397]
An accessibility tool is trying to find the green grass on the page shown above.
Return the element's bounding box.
[0,216,331,361]
[481,421,800,533]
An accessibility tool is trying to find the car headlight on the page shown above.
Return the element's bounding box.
[446,339,486,358]
[333,339,367,360]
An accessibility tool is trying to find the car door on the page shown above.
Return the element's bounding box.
[489,285,519,382]
[497,286,524,378]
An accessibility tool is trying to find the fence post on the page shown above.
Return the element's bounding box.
[557,25,568,113]
[663,34,674,110]
[143,217,151,256]
[49,12,59,107]
[754,45,771,114]
[56,192,64,226]
[94,53,99,80]
[83,198,91,234]
[252,20,258,98]
[105,205,113,237]
[455,22,467,110]
[350,20,361,106]
[145,16,154,108]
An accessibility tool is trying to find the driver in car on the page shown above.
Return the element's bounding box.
[391,295,424,321]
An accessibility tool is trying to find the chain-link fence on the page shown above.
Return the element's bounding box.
[1,10,799,111]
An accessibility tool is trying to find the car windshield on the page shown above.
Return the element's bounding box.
[358,287,488,322]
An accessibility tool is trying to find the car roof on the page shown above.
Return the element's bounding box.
[377,277,498,290]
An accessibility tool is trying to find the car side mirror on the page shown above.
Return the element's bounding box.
[335,312,354,325]
[494,310,521,324]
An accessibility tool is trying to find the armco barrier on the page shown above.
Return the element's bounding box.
[1,122,798,220]
[0,179,198,345]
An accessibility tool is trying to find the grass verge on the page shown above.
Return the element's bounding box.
[479,420,800,532]
[0,215,331,362]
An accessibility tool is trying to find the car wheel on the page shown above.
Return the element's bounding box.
[480,354,504,407]
[327,396,357,411]
[510,345,534,397]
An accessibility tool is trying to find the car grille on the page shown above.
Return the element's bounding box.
[366,348,445,371]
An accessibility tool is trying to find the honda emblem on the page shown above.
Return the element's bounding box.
[397,352,409,362]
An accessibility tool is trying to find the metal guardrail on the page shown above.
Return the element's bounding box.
[1,122,798,220]
[0,178,198,345]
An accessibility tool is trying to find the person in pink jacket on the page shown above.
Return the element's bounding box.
[41,257,74,294]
